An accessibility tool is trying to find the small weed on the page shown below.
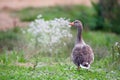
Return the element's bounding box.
[0,51,26,65]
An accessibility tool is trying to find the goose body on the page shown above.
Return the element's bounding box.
[70,20,94,70]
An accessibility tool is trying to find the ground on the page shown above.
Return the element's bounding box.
[0,0,92,30]
[0,0,92,10]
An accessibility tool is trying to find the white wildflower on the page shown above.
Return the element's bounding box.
[37,14,42,18]
[23,15,72,54]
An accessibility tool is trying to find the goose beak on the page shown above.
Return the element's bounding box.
[69,22,74,26]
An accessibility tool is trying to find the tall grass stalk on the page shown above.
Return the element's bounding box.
[110,42,120,70]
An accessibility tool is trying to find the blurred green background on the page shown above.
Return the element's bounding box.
[0,0,120,80]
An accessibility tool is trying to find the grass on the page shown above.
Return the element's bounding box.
[14,5,94,21]
[0,27,22,51]
[0,63,107,80]
[13,5,96,29]
[0,31,120,80]
[0,56,120,80]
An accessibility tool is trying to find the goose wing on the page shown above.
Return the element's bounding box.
[81,45,94,64]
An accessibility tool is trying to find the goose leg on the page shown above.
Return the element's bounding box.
[77,66,80,70]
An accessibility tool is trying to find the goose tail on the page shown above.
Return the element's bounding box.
[80,62,90,69]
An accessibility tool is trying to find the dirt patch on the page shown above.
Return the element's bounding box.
[0,12,28,31]
[0,0,92,10]
[15,62,35,68]
[0,12,14,30]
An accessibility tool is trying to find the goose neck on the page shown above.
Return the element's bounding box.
[76,27,82,43]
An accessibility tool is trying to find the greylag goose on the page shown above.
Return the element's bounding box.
[70,20,94,70]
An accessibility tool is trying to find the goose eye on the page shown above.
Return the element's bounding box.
[74,21,77,23]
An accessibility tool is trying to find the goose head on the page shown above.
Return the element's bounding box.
[69,20,83,30]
